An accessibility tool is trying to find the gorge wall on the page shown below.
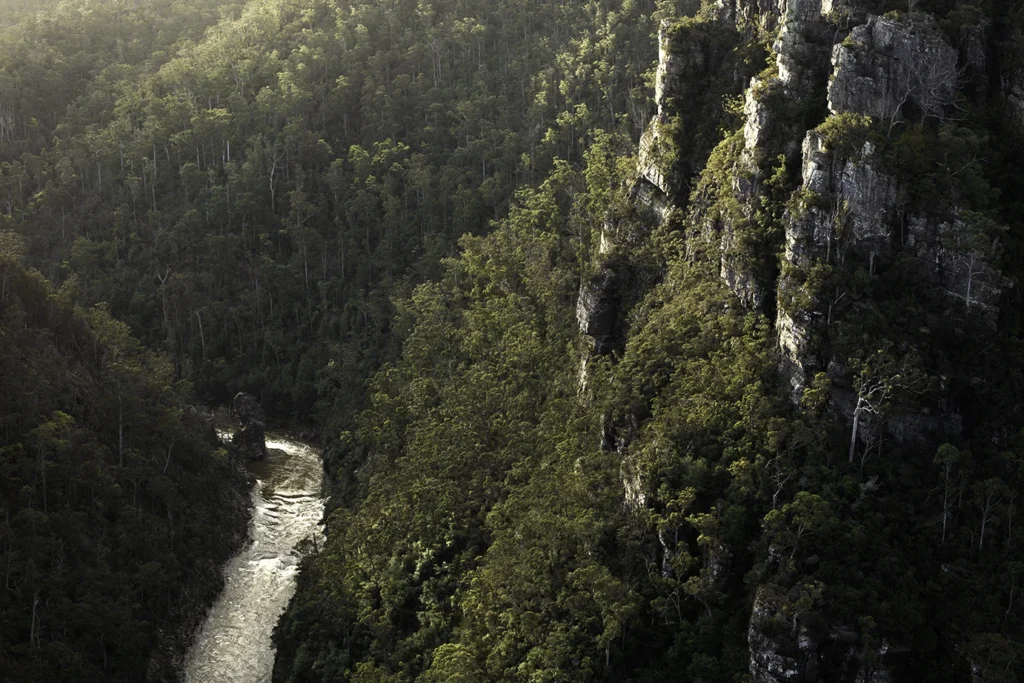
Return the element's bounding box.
[578,0,1023,680]
[266,1,1024,680]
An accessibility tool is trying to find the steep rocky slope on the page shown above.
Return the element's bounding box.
[577,0,1024,679]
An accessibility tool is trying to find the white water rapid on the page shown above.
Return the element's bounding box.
[183,434,324,683]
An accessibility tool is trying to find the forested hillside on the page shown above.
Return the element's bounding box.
[271,0,1024,681]
[0,0,58,28]
[0,239,250,680]
[0,0,668,678]
[0,0,668,436]
[2,0,1024,681]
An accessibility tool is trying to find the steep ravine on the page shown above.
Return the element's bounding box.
[183,433,325,683]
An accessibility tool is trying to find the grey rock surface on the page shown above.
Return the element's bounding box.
[828,14,958,122]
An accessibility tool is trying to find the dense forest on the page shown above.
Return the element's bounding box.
[0,245,251,680]
[0,0,666,428]
[1,0,1024,680]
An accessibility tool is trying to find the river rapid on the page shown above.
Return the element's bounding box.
[183,433,324,683]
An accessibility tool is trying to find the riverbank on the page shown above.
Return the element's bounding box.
[148,420,253,681]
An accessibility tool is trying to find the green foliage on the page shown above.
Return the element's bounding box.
[290,0,1024,678]
[277,134,777,681]
[0,0,664,434]
[888,123,997,214]
[816,113,877,159]
[0,262,249,681]
[2,0,1024,681]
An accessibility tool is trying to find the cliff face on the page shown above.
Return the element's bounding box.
[580,18,742,360]
[632,1,1017,437]
[776,11,1014,465]
[602,1,1022,680]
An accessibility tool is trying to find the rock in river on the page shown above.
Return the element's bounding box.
[231,392,267,461]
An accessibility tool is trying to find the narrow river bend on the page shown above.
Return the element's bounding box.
[183,433,324,683]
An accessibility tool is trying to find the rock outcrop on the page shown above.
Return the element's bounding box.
[593,2,1017,682]
[581,16,753,364]
[1004,71,1024,133]
[828,13,959,125]
[231,391,267,461]
[999,10,1024,134]
[773,0,833,100]
[777,132,899,395]
[635,18,749,213]
[777,11,1010,399]
[576,268,621,357]
[692,0,837,310]
[748,585,900,683]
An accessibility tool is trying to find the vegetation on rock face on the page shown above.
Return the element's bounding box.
[275,0,1024,680]
[1,0,1024,681]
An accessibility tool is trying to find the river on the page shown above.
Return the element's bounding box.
[183,433,324,683]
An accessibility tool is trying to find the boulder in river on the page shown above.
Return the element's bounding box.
[231,392,267,461]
